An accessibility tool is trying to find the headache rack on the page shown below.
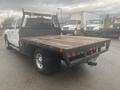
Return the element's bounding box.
[20,9,60,29]
[22,8,55,17]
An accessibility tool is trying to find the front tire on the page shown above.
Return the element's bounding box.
[34,49,61,74]
[4,35,11,49]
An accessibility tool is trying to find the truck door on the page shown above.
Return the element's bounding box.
[11,28,19,47]
[12,18,22,47]
[7,26,19,47]
[10,18,21,47]
[6,28,16,45]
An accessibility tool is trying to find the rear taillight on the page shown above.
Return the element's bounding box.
[65,52,71,58]
[91,48,96,53]
[92,48,96,53]
[65,48,97,58]
[87,48,97,55]
[65,51,77,58]
[71,51,76,57]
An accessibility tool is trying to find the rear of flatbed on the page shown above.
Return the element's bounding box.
[20,35,110,67]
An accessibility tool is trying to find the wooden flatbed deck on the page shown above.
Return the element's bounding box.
[21,35,109,49]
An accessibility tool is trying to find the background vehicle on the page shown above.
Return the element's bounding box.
[62,20,81,35]
[113,16,120,29]
[85,20,103,31]
[4,10,110,74]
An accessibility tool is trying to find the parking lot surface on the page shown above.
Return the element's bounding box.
[0,36,120,90]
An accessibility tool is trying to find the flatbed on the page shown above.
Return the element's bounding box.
[21,35,109,50]
[21,35,110,67]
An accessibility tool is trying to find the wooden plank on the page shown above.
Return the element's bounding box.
[21,35,108,49]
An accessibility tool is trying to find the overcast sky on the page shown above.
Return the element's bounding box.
[0,0,120,22]
[0,0,120,13]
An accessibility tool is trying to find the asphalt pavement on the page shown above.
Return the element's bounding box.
[0,36,120,90]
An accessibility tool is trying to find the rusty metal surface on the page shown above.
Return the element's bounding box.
[21,35,109,49]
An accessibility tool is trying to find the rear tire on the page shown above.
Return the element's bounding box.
[33,49,61,74]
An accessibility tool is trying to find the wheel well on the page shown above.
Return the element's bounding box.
[33,47,61,58]
[22,44,39,57]
[21,42,62,61]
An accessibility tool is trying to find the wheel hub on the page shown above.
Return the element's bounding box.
[35,53,43,70]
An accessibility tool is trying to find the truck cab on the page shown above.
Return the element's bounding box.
[85,20,103,31]
[4,11,60,48]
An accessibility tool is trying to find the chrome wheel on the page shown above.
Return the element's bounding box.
[34,49,61,74]
[35,53,43,70]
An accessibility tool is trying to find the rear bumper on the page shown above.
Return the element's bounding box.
[68,49,107,67]
[63,39,110,67]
